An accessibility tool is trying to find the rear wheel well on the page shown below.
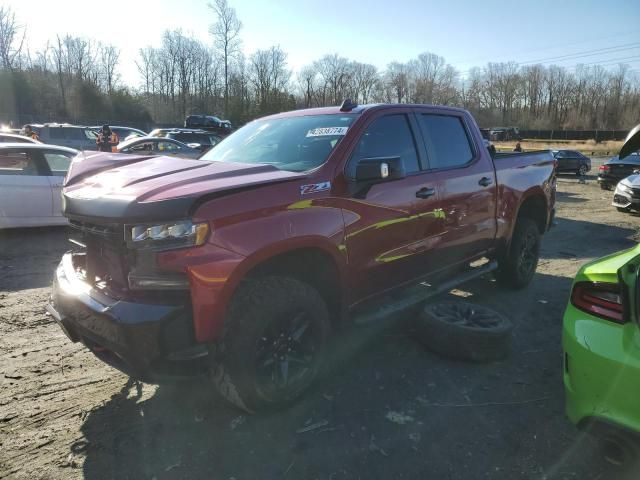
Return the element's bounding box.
[517,195,547,234]
[244,248,343,327]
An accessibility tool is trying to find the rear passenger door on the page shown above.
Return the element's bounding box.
[343,113,442,300]
[0,148,53,223]
[416,110,498,270]
[42,150,75,217]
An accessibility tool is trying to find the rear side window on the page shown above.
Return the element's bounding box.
[349,114,420,176]
[419,114,474,170]
[0,150,40,175]
[43,151,73,176]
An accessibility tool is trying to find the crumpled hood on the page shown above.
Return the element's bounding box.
[63,152,304,222]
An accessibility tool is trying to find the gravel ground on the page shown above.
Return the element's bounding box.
[1,170,639,480]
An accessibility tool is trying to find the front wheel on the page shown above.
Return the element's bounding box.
[495,217,541,289]
[616,206,631,213]
[211,276,330,413]
[577,164,588,176]
[600,184,611,191]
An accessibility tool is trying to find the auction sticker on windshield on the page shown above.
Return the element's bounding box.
[306,127,349,137]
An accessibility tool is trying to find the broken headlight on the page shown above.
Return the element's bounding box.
[128,220,209,250]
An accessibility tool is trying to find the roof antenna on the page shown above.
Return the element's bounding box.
[340,99,358,112]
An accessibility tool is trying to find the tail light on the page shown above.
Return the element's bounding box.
[599,165,610,172]
[571,282,625,324]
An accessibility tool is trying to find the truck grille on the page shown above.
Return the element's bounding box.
[69,220,124,241]
[68,220,129,295]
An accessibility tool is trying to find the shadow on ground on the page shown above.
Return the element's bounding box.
[76,270,636,480]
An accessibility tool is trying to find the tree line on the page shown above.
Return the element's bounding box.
[1,2,638,130]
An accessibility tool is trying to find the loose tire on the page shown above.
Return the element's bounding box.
[495,217,541,289]
[414,301,512,363]
[211,276,330,413]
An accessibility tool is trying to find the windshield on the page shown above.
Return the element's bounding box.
[199,114,356,172]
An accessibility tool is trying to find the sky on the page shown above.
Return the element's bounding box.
[5,0,640,87]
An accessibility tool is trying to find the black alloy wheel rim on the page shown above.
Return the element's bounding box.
[518,230,538,278]
[255,311,317,397]
[579,164,587,175]
[428,303,502,329]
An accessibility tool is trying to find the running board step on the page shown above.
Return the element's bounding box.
[353,260,498,326]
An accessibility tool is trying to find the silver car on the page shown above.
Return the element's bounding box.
[31,124,98,151]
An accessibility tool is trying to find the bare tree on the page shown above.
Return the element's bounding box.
[208,0,242,117]
[99,44,120,94]
[0,6,25,70]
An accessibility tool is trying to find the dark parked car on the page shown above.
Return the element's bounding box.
[149,128,222,152]
[597,151,640,190]
[552,150,591,175]
[117,137,202,159]
[185,115,233,136]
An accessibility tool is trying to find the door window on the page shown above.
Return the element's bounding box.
[43,151,74,176]
[156,141,181,152]
[348,114,420,178]
[0,150,40,175]
[419,114,474,170]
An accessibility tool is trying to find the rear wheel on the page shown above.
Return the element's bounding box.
[496,217,540,289]
[210,276,330,413]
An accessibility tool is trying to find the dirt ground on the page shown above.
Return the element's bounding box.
[1,167,639,480]
[494,140,623,156]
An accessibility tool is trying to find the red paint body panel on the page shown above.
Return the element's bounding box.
[61,104,556,345]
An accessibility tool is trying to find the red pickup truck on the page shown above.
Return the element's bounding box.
[48,102,556,412]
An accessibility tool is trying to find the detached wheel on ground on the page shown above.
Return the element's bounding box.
[414,301,512,363]
[210,276,330,413]
[495,217,540,289]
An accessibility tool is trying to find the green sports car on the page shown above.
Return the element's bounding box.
[563,125,640,463]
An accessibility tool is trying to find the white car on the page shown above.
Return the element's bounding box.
[0,144,78,228]
[0,133,41,144]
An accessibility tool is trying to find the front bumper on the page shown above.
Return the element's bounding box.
[562,303,640,434]
[47,253,208,382]
[612,184,640,210]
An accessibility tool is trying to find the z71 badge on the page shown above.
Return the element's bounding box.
[300,182,331,195]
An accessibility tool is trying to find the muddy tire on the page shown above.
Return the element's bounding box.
[414,301,512,363]
[210,276,330,413]
[495,217,540,289]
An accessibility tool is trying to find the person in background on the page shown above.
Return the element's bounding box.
[23,125,40,142]
[513,142,523,152]
[96,125,119,152]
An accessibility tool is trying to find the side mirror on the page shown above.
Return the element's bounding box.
[355,156,405,182]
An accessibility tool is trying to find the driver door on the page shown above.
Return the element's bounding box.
[343,113,441,301]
